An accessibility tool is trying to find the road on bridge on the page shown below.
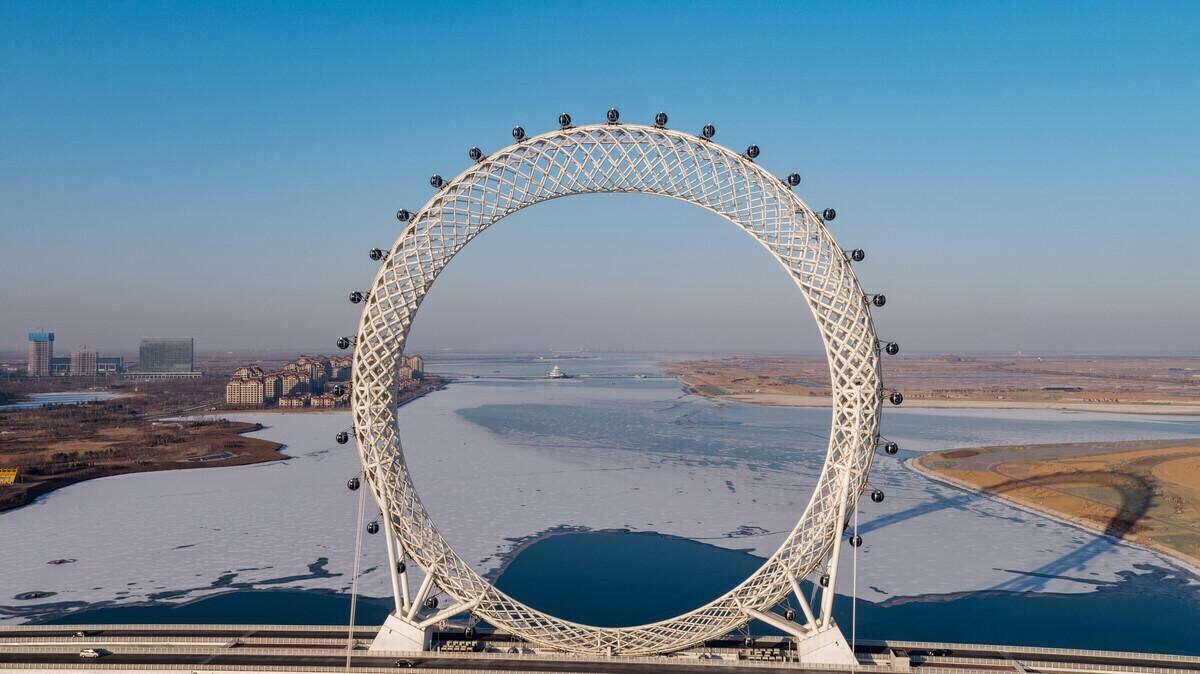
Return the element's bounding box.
[2,626,1198,674]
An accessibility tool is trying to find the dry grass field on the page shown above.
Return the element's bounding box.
[0,367,446,512]
[913,439,1200,569]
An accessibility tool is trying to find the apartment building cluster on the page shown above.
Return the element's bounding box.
[397,353,424,388]
[225,354,423,408]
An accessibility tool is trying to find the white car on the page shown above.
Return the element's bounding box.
[79,648,106,658]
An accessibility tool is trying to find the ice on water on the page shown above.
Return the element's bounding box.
[2,358,1198,623]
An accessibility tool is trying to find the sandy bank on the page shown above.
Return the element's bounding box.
[706,391,1200,415]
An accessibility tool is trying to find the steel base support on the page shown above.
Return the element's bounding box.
[794,623,857,667]
[369,612,432,652]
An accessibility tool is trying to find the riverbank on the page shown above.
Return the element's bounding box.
[0,415,286,513]
[911,438,1200,572]
[0,375,448,511]
[698,391,1200,415]
[665,356,1200,415]
[218,375,447,414]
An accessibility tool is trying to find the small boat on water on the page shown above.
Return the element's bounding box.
[547,365,565,379]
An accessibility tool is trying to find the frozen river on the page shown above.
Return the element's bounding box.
[0,391,121,411]
[2,354,1199,624]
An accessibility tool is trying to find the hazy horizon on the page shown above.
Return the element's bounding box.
[4,3,1198,355]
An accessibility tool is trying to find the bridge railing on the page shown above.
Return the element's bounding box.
[877,639,1200,666]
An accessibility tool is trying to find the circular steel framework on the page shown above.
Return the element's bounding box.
[351,122,883,655]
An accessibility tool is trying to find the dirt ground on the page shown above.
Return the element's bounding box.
[913,438,1200,569]
[0,393,284,512]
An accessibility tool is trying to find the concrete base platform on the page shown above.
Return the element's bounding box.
[795,624,856,666]
[368,613,431,652]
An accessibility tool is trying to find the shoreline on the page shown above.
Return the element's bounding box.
[483,525,768,585]
[483,524,598,582]
[0,421,287,514]
[22,528,1191,626]
[1,377,448,510]
[909,452,1200,577]
[679,387,1200,416]
[215,376,448,415]
[667,365,1200,577]
[663,353,1200,417]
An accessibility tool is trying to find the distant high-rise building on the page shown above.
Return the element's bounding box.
[49,356,122,376]
[70,348,98,377]
[137,337,198,377]
[49,357,70,376]
[27,332,54,376]
[28,332,121,376]
[403,354,424,379]
[96,357,124,375]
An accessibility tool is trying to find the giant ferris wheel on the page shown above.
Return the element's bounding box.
[343,109,902,662]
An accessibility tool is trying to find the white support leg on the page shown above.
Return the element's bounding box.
[787,571,818,629]
[382,523,405,614]
[743,605,855,666]
[398,559,411,614]
[417,598,482,630]
[371,583,479,652]
[406,570,435,621]
[820,470,852,628]
[745,608,809,639]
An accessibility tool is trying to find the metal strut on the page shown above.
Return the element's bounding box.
[382,504,407,613]
[786,571,818,629]
[345,480,367,671]
[820,470,853,628]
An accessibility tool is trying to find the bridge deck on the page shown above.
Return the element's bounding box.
[0,625,1196,674]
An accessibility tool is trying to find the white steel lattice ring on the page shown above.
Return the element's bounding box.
[351,123,882,655]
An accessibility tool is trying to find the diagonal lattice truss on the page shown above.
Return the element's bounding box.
[352,123,883,655]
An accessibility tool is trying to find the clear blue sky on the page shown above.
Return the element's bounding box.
[2,1,1198,355]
